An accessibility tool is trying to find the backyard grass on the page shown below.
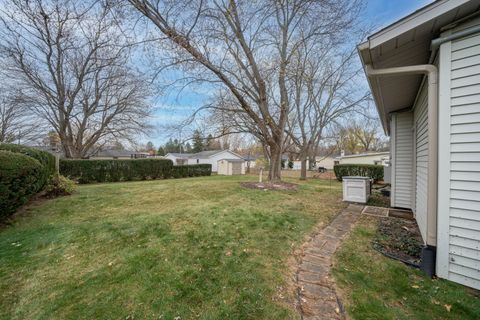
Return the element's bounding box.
[0,175,344,319]
[333,217,480,319]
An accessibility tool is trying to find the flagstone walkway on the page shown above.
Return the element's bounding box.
[295,204,363,320]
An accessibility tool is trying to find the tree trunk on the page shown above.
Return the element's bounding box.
[268,144,282,182]
[308,154,315,170]
[300,155,307,181]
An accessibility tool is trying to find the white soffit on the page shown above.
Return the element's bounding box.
[358,0,480,134]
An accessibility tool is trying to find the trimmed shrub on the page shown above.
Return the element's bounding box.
[0,150,44,218]
[44,174,77,198]
[333,164,384,182]
[0,144,55,190]
[171,164,212,178]
[60,158,174,183]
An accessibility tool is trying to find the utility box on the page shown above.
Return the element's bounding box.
[342,176,371,204]
[383,166,391,184]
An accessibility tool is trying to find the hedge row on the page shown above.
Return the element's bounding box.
[60,159,212,183]
[0,150,45,218]
[0,143,55,178]
[333,164,384,182]
[172,164,212,178]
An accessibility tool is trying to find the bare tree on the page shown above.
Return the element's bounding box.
[0,0,152,158]
[127,0,362,181]
[0,88,39,143]
[286,45,369,179]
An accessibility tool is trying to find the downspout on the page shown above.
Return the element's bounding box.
[365,64,438,248]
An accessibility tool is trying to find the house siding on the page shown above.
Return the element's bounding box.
[437,19,480,289]
[187,150,244,172]
[413,82,429,242]
[391,112,413,209]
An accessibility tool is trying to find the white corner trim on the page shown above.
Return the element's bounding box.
[390,114,397,208]
[436,40,452,280]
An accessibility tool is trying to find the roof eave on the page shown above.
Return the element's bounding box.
[357,42,390,135]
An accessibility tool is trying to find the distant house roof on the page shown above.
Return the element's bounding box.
[93,149,148,158]
[166,152,191,158]
[336,151,390,159]
[167,150,245,160]
[190,150,244,160]
[190,150,224,159]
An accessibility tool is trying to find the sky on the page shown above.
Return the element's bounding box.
[144,0,435,148]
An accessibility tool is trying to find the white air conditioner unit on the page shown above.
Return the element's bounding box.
[342,176,371,204]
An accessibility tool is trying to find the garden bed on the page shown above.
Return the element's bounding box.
[333,217,480,319]
[373,216,422,266]
[240,181,298,191]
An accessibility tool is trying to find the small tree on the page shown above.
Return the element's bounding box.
[157,146,165,156]
[184,142,192,153]
[192,130,204,153]
[146,141,155,153]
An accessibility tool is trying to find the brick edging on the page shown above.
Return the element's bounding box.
[294,204,363,320]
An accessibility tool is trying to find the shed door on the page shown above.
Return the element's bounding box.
[232,162,242,175]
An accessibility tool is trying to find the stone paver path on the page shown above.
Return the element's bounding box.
[295,204,363,320]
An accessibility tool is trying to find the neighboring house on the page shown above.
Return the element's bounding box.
[243,155,257,169]
[164,153,189,165]
[291,156,336,170]
[217,159,246,175]
[90,149,149,160]
[166,150,245,173]
[187,150,244,172]
[315,156,336,170]
[335,152,390,166]
[358,0,480,289]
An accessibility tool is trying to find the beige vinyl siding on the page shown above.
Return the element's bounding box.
[413,82,429,242]
[437,20,480,289]
[391,112,413,209]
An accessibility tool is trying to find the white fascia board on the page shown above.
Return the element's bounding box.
[369,0,471,48]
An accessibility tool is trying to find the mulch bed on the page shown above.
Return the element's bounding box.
[373,216,423,267]
[240,181,298,191]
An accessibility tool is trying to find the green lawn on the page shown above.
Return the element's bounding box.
[333,217,480,319]
[0,175,344,319]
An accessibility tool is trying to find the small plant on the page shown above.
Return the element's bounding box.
[255,157,269,169]
[44,174,77,198]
